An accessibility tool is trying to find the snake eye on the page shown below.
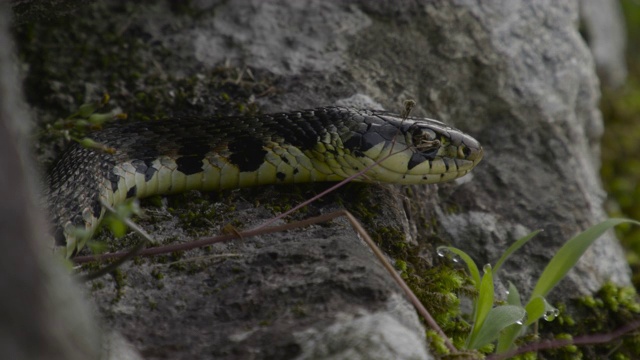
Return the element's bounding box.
[412,128,441,151]
[415,128,436,141]
[410,127,442,160]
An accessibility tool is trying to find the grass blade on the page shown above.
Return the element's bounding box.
[530,218,640,299]
[466,264,495,348]
[493,230,541,275]
[439,246,481,289]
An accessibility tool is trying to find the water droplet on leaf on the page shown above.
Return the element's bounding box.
[543,308,559,321]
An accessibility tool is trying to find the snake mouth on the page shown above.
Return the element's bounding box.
[344,137,483,185]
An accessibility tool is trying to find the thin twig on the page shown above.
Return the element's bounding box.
[73,211,344,263]
[340,211,458,353]
[75,209,458,353]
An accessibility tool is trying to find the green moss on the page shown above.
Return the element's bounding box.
[395,259,408,273]
[291,304,308,318]
[331,184,480,349]
[538,282,640,359]
[426,329,450,356]
[510,352,538,360]
[111,268,126,303]
[80,258,103,273]
[151,268,164,280]
[91,281,105,291]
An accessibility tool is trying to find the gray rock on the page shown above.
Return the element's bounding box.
[0,5,102,359]
[580,0,628,88]
[13,0,630,358]
[294,294,432,360]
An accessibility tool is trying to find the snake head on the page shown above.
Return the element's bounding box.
[349,112,483,184]
[402,120,483,183]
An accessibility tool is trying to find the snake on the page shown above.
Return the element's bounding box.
[46,107,484,258]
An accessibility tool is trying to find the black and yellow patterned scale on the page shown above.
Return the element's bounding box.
[46,107,483,257]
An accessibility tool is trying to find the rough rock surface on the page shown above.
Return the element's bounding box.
[579,0,627,88]
[12,0,629,359]
[0,4,102,359]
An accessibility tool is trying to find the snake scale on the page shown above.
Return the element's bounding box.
[46,107,483,257]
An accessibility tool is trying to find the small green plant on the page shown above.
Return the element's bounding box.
[48,94,127,154]
[438,218,640,354]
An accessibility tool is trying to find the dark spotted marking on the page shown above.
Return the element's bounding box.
[91,194,102,218]
[374,123,401,141]
[127,185,137,198]
[144,160,158,181]
[408,153,426,170]
[176,143,210,175]
[421,146,440,160]
[132,159,148,174]
[228,137,267,172]
[343,128,390,155]
[54,227,66,246]
[361,131,387,150]
[293,168,299,174]
[109,170,120,192]
[176,156,205,175]
[343,134,362,152]
[276,172,286,181]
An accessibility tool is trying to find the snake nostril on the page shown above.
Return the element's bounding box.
[466,146,484,162]
[464,146,471,158]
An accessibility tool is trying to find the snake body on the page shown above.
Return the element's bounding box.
[46,107,483,257]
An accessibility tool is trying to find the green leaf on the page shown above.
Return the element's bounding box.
[530,218,640,299]
[107,218,127,238]
[524,296,546,326]
[493,230,541,274]
[467,305,526,349]
[74,103,98,118]
[438,246,480,288]
[496,322,524,353]
[497,296,558,352]
[524,296,559,323]
[466,264,495,348]
[88,111,116,125]
[506,282,522,307]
